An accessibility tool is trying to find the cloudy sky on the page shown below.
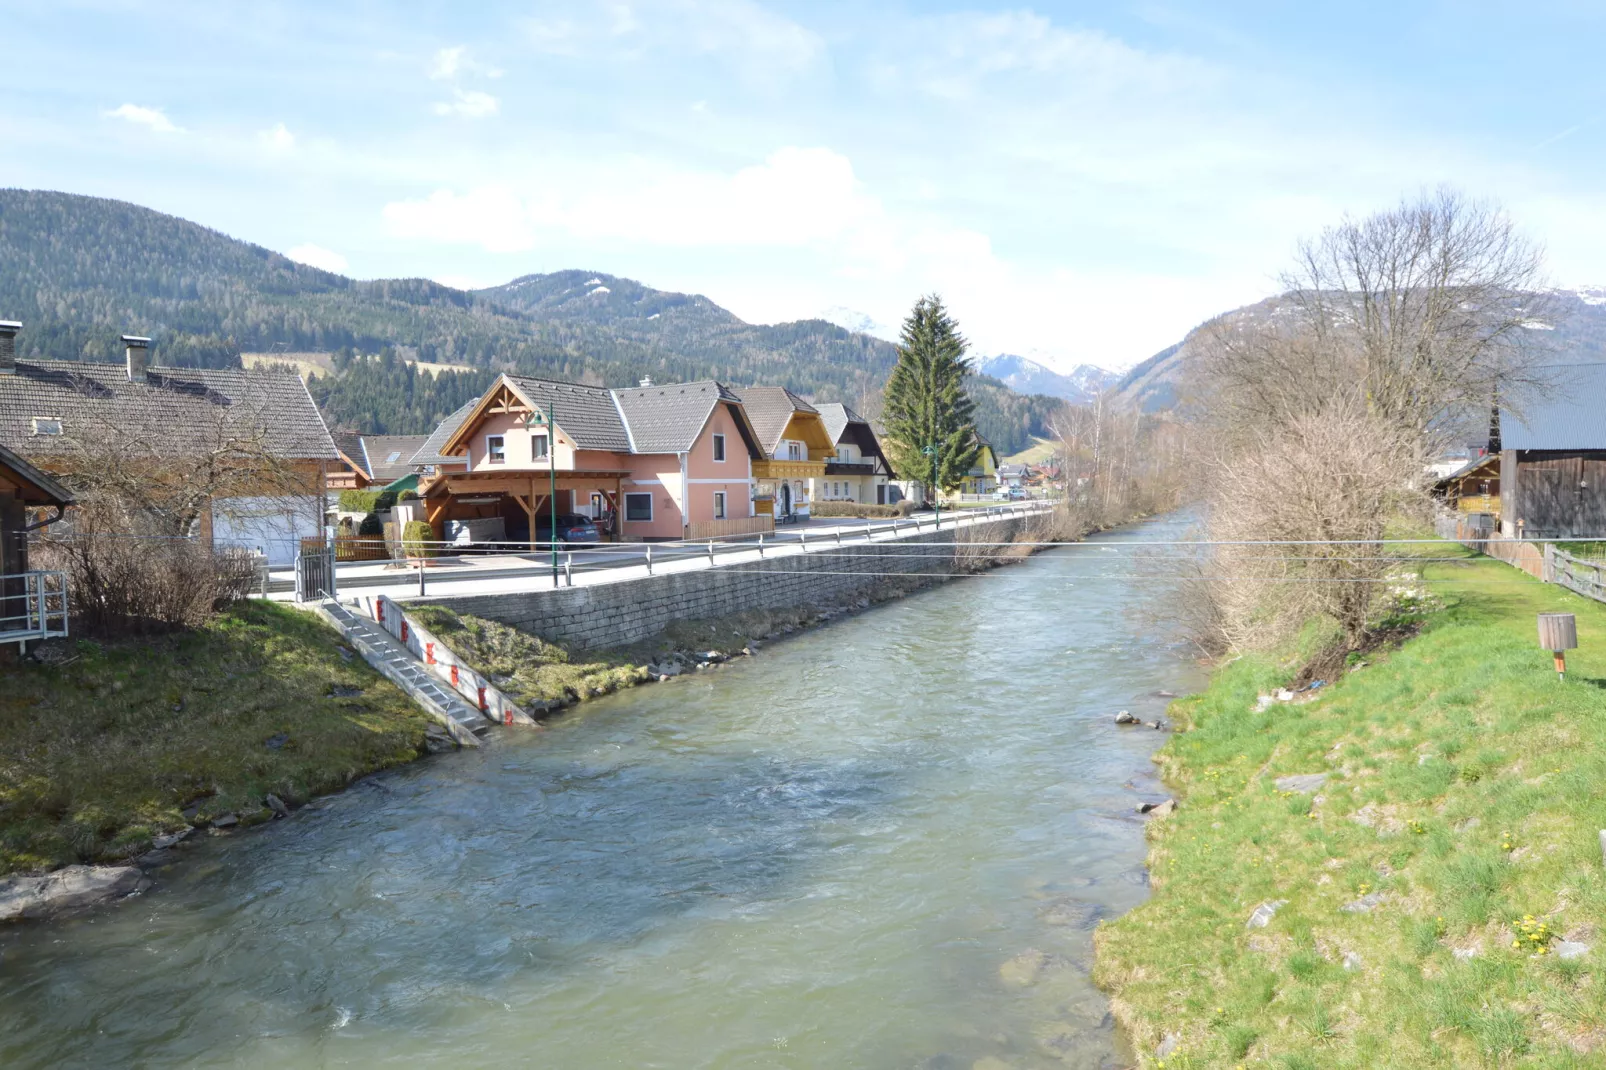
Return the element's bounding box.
[6,1,1605,371]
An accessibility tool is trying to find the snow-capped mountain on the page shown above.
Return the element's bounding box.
[816,306,899,342]
[974,353,1121,404]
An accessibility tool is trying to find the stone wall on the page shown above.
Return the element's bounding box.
[424,515,1026,649]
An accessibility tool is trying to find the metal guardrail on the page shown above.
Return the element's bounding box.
[265,503,1051,596]
[0,570,70,649]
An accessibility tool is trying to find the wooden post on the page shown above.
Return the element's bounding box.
[1539,613,1579,680]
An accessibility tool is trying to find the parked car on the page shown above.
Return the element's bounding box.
[534,513,601,544]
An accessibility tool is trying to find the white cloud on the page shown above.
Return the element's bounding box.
[258,122,294,151]
[427,45,502,80]
[383,147,881,253]
[104,103,181,134]
[285,243,350,274]
[432,89,499,118]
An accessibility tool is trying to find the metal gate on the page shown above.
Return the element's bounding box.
[294,540,337,602]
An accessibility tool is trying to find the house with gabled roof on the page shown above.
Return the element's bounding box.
[810,402,894,506]
[1496,363,1606,538]
[417,373,765,543]
[732,386,833,521]
[0,323,339,564]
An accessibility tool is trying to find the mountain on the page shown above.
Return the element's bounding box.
[975,354,1120,404]
[0,189,1068,451]
[816,306,898,342]
[1106,288,1606,415]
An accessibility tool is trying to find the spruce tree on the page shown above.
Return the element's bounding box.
[881,294,981,495]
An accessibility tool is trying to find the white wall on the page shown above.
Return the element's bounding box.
[211,496,323,566]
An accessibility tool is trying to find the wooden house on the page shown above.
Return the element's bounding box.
[1498,364,1606,539]
[732,387,833,521]
[810,402,894,505]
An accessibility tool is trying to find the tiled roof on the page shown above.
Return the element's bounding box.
[331,430,370,478]
[410,401,477,465]
[0,441,74,505]
[505,375,633,452]
[814,401,867,445]
[731,386,818,456]
[1500,364,1606,451]
[0,360,338,461]
[361,434,430,482]
[611,380,738,453]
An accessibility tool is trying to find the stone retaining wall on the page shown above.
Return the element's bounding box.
[425,515,1027,649]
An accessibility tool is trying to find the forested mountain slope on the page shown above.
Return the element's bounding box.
[0,189,1067,448]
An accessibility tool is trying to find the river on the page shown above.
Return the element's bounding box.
[0,514,1202,1070]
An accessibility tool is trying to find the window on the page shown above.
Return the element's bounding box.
[30,416,62,436]
[624,492,653,522]
[385,451,402,464]
[787,440,804,460]
[485,435,505,464]
[712,433,726,462]
[713,491,726,519]
[532,432,549,460]
[837,447,850,463]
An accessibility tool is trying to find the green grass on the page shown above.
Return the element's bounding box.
[1004,436,1059,465]
[1094,546,1606,1068]
[0,601,435,874]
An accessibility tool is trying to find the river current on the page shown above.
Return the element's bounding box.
[0,514,1201,1069]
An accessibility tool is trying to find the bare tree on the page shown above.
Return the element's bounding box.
[1190,188,1552,452]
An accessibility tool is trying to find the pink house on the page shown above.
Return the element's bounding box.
[418,374,767,543]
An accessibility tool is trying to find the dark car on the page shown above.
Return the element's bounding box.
[534,513,601,545]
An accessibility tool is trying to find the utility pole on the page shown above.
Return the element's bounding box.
[547,402,559,588]
[924,441,940,528]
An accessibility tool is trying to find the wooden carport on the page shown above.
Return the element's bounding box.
[424,469,630,550]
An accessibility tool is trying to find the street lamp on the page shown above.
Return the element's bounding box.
[534,404,560,588]
[922,441,940,528]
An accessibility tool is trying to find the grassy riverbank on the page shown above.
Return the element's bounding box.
[0,601,433,875]
[1095,546,1606,1067]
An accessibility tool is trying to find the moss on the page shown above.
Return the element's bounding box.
[1094,544,1606,1067]
[0,600,434,874]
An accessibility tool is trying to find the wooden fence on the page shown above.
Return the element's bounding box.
[687,516,774,540]
[1551,548,1606,605]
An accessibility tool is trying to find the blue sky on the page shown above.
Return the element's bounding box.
[5,1,1605,372]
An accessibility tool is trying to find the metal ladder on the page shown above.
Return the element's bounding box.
[319,600,489,745]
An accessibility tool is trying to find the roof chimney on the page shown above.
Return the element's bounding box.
[122,334,152,382]
[639,375,654,388]
[0,321,18,375]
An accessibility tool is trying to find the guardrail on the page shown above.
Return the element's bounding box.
[265,502,1051,597]
[0,570,70,650]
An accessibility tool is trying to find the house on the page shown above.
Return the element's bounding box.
[1497,363,1606,538]
[0,325,339,565]
[998,463,1030,490]
[1434,453,1500,520]
[327,433,432,493]
[810,402,895,505]
[948,434,1000,499]
[732,387,833,521]
[1,439,74,652]
[417,374,765,543]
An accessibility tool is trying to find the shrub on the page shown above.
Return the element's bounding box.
[398,490,419,502]
[373,489,399,512]
[338,489,381,513]
[357,512,383,538]
[401,520,435,559]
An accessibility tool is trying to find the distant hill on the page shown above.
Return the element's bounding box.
[1106,288,1606,414]
[0,189,1069,450]
[975,354,1119,405]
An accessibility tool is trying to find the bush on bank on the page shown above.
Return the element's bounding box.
[1094,546,1606,1067]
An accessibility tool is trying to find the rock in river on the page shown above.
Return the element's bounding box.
[0,865,148,922]
[1114,710,1140,725]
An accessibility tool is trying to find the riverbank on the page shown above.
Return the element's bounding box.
[1095,545,1606,1066]
[0,601,434,880]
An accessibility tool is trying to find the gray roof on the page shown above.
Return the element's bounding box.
[410,401,477,465]
[1500,364,1606,451]
[998,463,1029,477]
[612,380,740,453]
[362,434,430,482]
[331,430,369,478]
[813,401,867,445]
[504,376,632,452]
[0,441,74,505]
[0,359,337,461]
[732,386,818,456]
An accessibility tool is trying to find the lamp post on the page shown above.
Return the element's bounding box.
[923,441,940,528]
[548,403,560,588]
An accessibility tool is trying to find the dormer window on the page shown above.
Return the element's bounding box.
[31,416,62,436]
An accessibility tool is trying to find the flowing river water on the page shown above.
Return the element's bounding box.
[0,514,1202,1069]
